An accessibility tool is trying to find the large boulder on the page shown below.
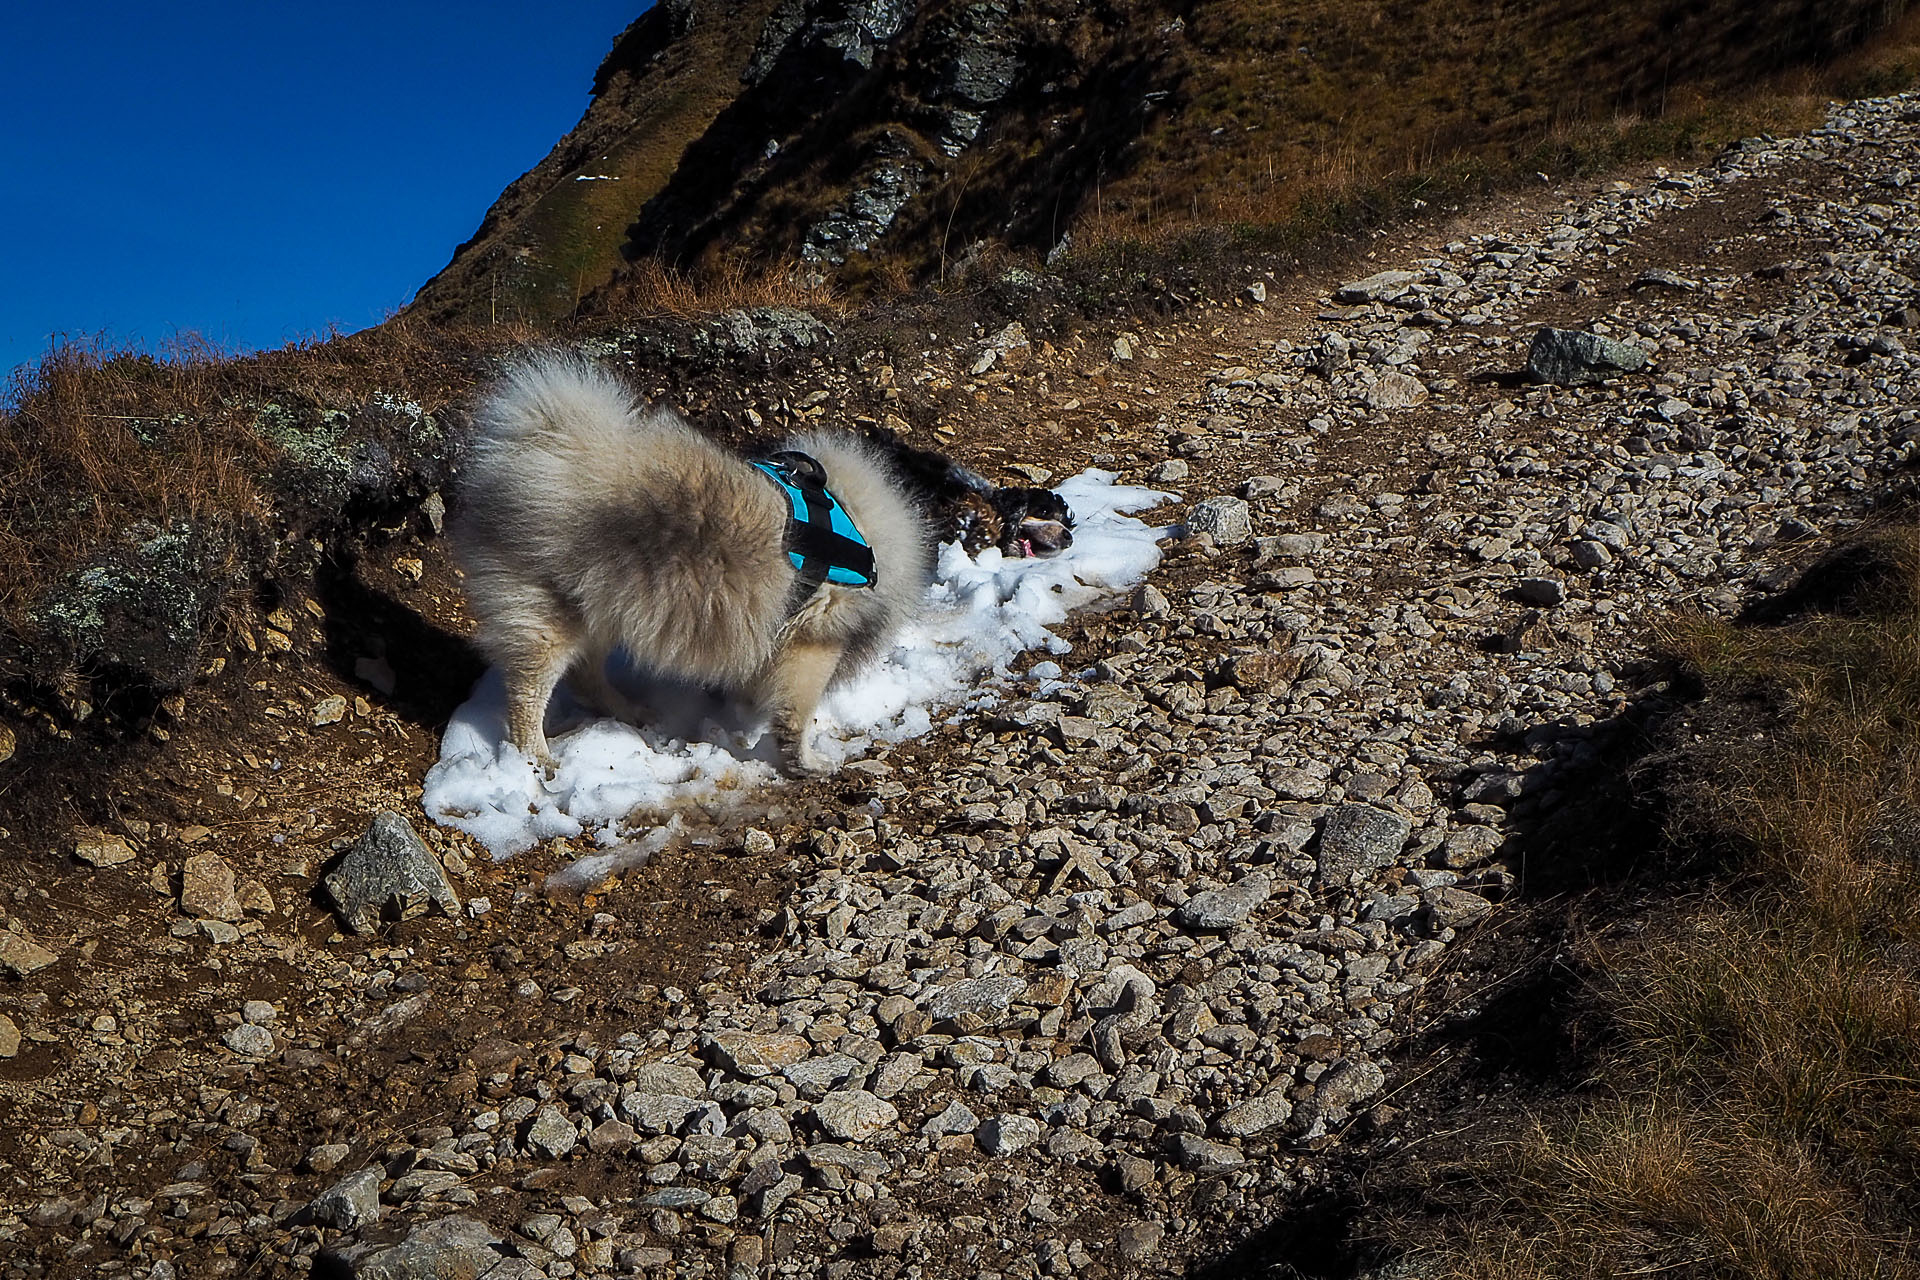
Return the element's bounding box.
[1525,327,1650,385]
[322,812,460,935]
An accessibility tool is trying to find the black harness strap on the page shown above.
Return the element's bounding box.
[752,452,878,614]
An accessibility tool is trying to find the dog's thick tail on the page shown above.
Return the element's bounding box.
[470,351,644,455]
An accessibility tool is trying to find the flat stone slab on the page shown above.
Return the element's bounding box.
[0,930,58,977]
[356,1216,503,1280]
[924,974,1027,1022]
[1174,874,1273,930]
[1316,804,1413,886]
[1335,269,1417,303]
[628,1062,707,1097]
[1215,1092,1294,1137]
[703,1030,812,1077]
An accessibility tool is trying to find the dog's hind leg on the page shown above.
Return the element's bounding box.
[500,624,579,770]
[569,644,646,725]
[766,640,845,777]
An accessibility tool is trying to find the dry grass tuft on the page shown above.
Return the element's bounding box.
[590,256,842,321]
[1405,526,1920,1279]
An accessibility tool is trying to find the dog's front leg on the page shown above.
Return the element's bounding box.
[502,628,578,772]
[766,640,844,777]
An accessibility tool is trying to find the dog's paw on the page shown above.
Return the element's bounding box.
[517,740,561,779]
[779,741,831,779]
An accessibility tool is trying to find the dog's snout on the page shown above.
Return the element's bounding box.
[1021,518,1073,555]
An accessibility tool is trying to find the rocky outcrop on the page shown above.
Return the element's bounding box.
[30,519,235,690]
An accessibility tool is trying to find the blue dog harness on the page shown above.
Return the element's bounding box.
[751,451,877,599]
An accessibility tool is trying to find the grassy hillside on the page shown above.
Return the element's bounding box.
[1371,528,1920,1278]
[411,0,1920,323]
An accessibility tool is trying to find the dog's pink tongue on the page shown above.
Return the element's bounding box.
[1020,538,1034,558]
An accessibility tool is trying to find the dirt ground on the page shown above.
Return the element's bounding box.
[0,149,1838,1278]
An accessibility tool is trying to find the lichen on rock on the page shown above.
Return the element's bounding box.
[30,518,234,690]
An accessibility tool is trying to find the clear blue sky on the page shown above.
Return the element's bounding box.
[0,3,644,375]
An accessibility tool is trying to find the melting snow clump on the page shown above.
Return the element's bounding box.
[422,469,1170,858]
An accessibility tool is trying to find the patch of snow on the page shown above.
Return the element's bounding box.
[422,469,1170,859]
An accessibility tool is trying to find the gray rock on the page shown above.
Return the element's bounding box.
[925,974,1027,1022]
[618,1092,704,1134]
[814,1089,898,1141]
[1315,1060,1388,1115]
[355,1215,504,1279]
[868,1051,923,1099]
[784,1052,862,1097]
[1570,539,1612,569]
[1422,886,1495,931]
[308,1166,383,1230]
[305,1142,351,1173]
[1440,826,1503,868]
[1116,1220,1165,1260]
[322,812,459,935]
[1170,1132,1245,1172]
[1187,496,1253,547]
[1336,270,1417,303]
[523,1104,577,1159]
[1173,874,1272,930]
[1317,804,1413,886]
[804,1143,891,1181]
[977,1115,1041,1156]
[1215,1092,1293,1138]
[1044,1053,1104,1088]
[1525,327,1650,385]
[0,1015,19,1058]
[921,1099,979,1137]
[222,1023,274,1057]
[1116,1153,1156,1194]
[628,1061,706,1097]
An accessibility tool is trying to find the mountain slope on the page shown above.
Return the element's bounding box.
[410,0,1920,325]
[405,0,785,326]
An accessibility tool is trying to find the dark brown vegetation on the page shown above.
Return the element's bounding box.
[0,322,529,673]
[1381,526,1920,1278]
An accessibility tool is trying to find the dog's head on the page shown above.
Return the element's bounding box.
[990,486,1075,558]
